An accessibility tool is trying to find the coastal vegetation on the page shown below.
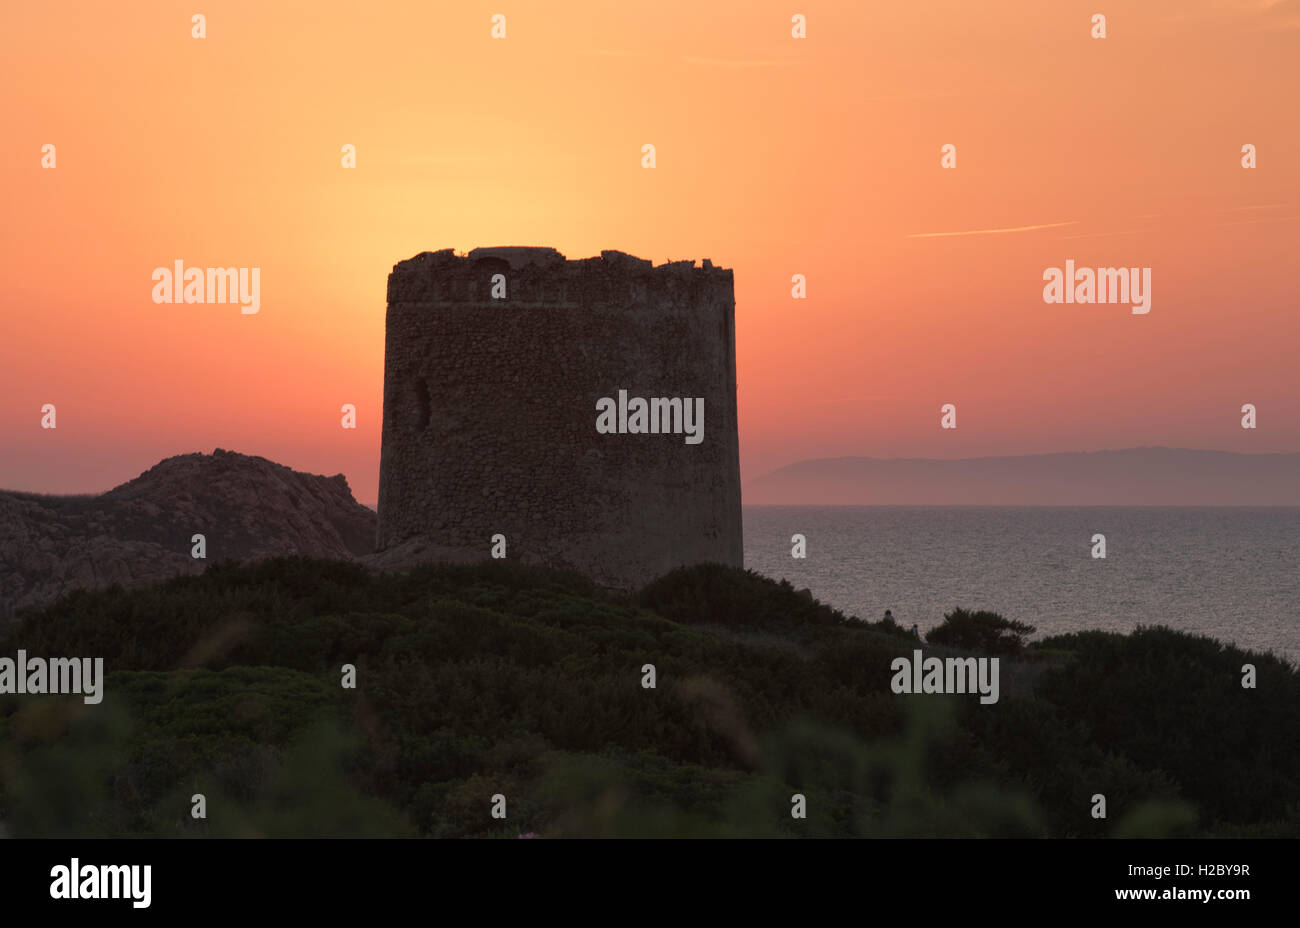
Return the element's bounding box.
[2,558,1295,837]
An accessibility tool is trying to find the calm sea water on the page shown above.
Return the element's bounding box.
[743,507,1300,662]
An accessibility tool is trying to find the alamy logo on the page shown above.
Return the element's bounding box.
[50,859,150,908]
[1042,260,1151,314]
[890,649,1000,704]
[596,390,704,445]
[0,650,103,704]
[151,260,261,314]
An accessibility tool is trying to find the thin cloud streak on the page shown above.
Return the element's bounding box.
[1219,215,1300,226]
[579,49,651,58]
[580,50,797,69]
[682,55,796,68]
[907,221,1078,239]
[1060,230,1140,240]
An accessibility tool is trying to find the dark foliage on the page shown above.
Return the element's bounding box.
[1,557,1294,836]
[926,608,1036,655]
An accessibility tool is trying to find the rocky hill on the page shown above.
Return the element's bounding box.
[0,449,376,617]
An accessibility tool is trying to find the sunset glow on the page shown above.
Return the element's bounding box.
[2,0,1297,502]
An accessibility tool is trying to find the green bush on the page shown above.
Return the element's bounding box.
[925,608,1036,655]
[637,562,849,627]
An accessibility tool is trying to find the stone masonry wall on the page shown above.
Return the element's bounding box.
[376,246,742,589]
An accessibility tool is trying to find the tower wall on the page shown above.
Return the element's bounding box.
[376,247,742,589]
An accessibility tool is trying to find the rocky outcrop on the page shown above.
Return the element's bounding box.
[0,449,376,617]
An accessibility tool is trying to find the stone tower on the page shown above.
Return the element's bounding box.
[375,247,742,589]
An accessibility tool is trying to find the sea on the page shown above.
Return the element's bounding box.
[743,507,1300,663]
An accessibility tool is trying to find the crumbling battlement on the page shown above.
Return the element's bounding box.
[376,246,742,589]
[385,247,733,308]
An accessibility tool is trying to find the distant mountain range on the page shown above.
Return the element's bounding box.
[746,448,1300,505]
[0,450,375,617]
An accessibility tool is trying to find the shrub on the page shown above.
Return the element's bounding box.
[637,563,848,627]
[925,608,1035,655]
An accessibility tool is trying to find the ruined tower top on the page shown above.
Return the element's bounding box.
[386,247,733,308]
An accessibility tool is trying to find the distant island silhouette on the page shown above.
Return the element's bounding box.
[748,448,1300,505]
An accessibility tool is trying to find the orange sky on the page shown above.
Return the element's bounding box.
[1,0,1297,503]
